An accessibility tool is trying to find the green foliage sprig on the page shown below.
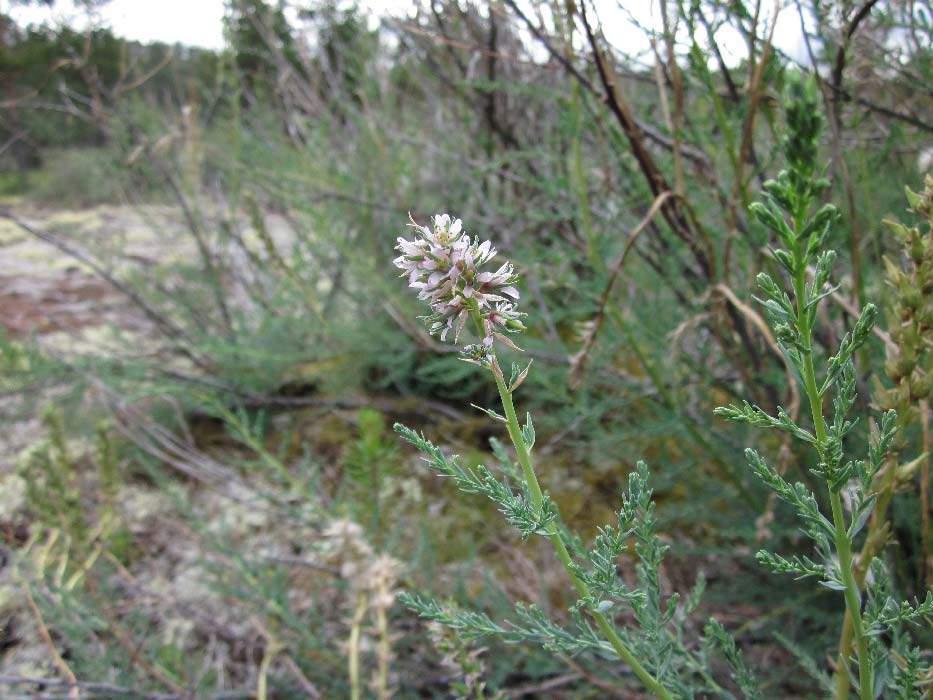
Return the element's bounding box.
[716,77,931,700]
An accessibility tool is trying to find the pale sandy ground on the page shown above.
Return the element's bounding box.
[0,200,315,680]
[0,200,302,468]
[0,204,190,470]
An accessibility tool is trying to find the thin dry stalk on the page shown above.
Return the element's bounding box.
[374,588,392,700]
[255,630,281,700]
[281,655,322,699]
[712,283,800,421]
[922,400,931,588]
[657,1,685,197]
[24,589,80,700]
[735,0,780,201]
[825,0,882,307]
[348,591,368,700]
[569,191,675,388]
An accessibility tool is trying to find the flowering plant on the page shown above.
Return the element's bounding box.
[394,210,728,698]
[392,79,932,699]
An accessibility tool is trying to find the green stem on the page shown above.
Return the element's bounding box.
[488,355,673,700]
[793,256,872,700]
[830,490,872,700]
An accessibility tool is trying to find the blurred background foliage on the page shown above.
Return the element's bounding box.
[0,0,930,697]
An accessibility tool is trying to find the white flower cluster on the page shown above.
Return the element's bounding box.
[394,213,525,344]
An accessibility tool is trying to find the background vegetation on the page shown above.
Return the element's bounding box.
[0,0,930,697]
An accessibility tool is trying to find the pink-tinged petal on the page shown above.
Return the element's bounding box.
[494,331,523,351]
[462,285,474,298]
[500,286,520,299]
[452,313,467,342]
[450,219,462,235]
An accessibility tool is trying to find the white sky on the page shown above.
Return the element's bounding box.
[7,0,230,49]
[6,0,808,63]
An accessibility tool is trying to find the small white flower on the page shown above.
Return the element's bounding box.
[485,300,524,332]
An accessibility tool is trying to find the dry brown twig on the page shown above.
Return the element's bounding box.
[736,0,780,197]
[569,190,676,388]
[23,589,79,700]
[711,283,800,421]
